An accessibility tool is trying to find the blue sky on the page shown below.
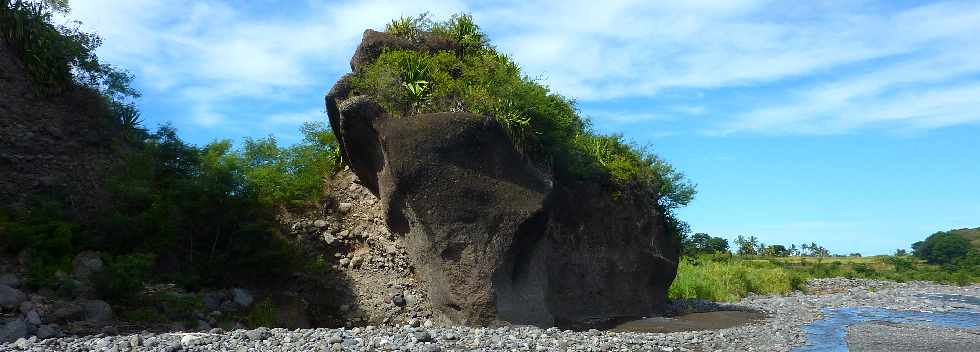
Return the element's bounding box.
[60,0,980,255]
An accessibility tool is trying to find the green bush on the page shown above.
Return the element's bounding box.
[246,298,277,328]
[235,122,341,205]
[0,201,78,288]
[93,253,155,302]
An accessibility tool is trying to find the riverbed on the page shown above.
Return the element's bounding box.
[4,278,979,351]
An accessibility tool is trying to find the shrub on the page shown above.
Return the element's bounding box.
[235,122,341,205]
[93,253,155,302]
[247,298,277,328]
[0,201,78,288]
[385,14,429,42]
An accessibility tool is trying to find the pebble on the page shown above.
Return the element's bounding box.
[1,279,976,352]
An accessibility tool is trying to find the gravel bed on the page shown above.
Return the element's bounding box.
[3,278,978,352]
[845,322,980,352]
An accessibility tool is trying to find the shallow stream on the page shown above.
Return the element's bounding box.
[792,294,980,351]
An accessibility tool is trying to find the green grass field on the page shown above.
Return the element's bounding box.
[669,254,978,302]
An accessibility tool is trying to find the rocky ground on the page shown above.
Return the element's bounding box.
[2,278,977,351]
[845,322,980,352]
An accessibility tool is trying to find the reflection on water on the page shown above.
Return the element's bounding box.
[793,305,980,352]
[612,310,768,333]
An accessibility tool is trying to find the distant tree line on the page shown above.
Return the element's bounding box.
[682,233,837,257]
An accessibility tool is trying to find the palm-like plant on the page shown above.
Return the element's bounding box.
[433,14,487,55]
[398,55,433,113]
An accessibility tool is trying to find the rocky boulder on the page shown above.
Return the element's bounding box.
[0,274,20,288]
[0,319,27,343]
[349,29,458,73]
[324,30,680,327]
[0,284,26,310]
[71,251,103,281]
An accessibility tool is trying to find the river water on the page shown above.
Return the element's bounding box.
[793,294,980,351]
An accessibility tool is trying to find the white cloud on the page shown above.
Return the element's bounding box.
[59,0,980,136]
[61,0,467,129]
[475,1,980,134]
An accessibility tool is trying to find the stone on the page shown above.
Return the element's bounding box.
[0,319,27,343]
[231,288,254,307]
[196,319,211,331]
[0,273,19,288]
[101,325,119,335]
[314,219,329,228]
[72,251,104,281]
[347,29,459,73]
[18,301,34,315]
[328,335,343,344]
[129,334,142,347]
[48,302,84,322]
[36,325,61,339]
[422,345,442,352]
[181,334,205,347]
[0,284,26,310]
[337,203,353,213]
[13,337,29,349]
[83,300,113,322]
[413,331,433,342]
[245,327,271,341]
[202,292,223,311]
[392,294,407,307]
[25,310,42,325]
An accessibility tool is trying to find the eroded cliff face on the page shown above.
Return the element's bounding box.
[0,40,117,214]
[323,30,679,327]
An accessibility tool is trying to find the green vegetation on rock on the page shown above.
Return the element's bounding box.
[357,13,695,239]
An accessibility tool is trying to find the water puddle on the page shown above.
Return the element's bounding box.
[793,306,980,351]
[611,310,767,333]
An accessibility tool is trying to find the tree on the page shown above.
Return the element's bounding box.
[705,237,729,254]
[770,245,790,257]
[789,244,799,256]
[894,249,908,256]
[913,231,971,265]
[735,235,759,256]
[682,233,730,255]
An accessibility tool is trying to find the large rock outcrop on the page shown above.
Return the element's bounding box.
[324,30,679,327]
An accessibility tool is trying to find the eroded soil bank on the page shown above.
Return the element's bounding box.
[3,278,978,351]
